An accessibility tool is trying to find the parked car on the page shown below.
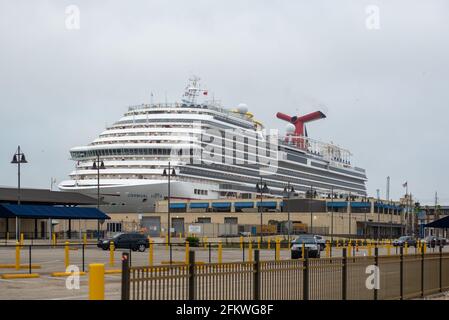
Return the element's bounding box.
[392,236,416,247]
[313,235,326,251]
[422,236,447,248]
[291,235,320,259]
[97,232,149,252]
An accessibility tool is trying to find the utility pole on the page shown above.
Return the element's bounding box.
[386,176,390,203]
[435,192,439,237]
[376,189,381,239]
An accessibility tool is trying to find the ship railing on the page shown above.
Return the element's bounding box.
[279,135,354,166]
[127,103,252,121]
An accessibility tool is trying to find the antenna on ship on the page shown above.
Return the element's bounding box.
[182,75,206,105]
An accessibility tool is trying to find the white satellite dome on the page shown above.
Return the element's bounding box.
[236,103,248,114]
[285,123,296,133]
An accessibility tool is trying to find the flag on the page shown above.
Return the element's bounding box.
[402,181,408,188]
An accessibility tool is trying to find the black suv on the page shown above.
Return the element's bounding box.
[97,232,149,252]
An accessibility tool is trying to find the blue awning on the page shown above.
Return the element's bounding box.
[190,202,209,209]
[235,202,254,208]
[169,203,186,209]
[426,216,449,228]
[350,202,371,208]
[0,204,110,220]
[327,202,347,208]
[212,202,231,208]
[256,201,277,208]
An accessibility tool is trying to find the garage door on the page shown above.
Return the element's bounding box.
[172,218,185,237]
[141,217,161,237]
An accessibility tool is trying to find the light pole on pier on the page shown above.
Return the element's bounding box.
[11,146,28,241]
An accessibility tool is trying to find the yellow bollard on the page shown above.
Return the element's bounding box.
[149,240,154,266]
[165,235,169,250]
[20,233,24,246]
[109,241,115,266]
[404,242,408,255]
[347,243,352,257]
[83,233,87,246]
[179,233,182,239]
[423,242,427,254]
[248,241,253,263]
[267,238,271,250]
[257,238,261,250]
[52,233,56,247]
[240,236,243,249]
[64,241,70,269]
[325,241,330,258]
[89,264,105,300]
[15,241,20,270]
[185,241,190,265]
[203,237,208,249]
[275,239,280,261]
[218,241,223,264]
[301,243,305,259]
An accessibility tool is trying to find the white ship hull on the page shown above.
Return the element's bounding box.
[59,179,219,213]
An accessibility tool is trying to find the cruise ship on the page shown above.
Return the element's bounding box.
[59,77,368,213]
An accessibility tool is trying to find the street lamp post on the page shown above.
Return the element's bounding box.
[348,192,352,236]
[330,187,334,244]
[283,182,295,244]
[309,185,314,234]
[364,197,368,239]
[92,154,106,240]
[256,178,269,244]
[376,189,380,239]
[11,146,28,241]
[162,162,176,247]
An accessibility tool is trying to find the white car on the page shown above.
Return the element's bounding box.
[313,235,326,251]
[291,236,321,259]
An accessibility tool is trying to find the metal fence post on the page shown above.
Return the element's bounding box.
[303,249,309,301]
[421,247,425,298]
[439,245,443,293]
[342,248,347,300]
[400,246,404,300]
[208,242,211,263]
[253,250,260,300]
[188,250,196,300]
[82,243,85,272]
[374,247,379,300]
[28,245,32,274]
[121,252,130,300]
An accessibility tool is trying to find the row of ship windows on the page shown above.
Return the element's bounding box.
[72,174,206,184]
[91,140,187,146]
[100,132,196,139]
[194,189,208,195]
[98,129,267,146]
[71,148,175,158]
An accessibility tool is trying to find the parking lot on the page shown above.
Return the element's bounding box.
[1,240,448,300]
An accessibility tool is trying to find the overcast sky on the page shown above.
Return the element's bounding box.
[0,0,448,204]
